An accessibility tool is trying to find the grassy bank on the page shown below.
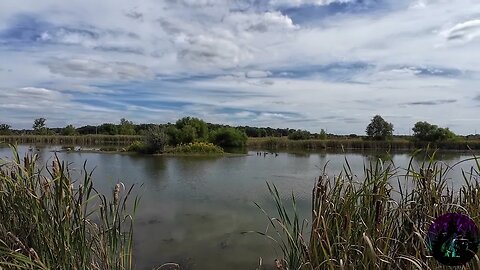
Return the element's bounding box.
[0,135,142,146]
[247,137,480,151]
[258,152,480,269]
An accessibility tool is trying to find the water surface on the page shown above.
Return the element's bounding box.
[0,145,478,269]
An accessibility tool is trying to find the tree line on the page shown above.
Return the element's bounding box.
[0,115,472,144]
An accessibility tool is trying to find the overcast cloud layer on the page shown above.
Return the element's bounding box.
[0,0,479,134]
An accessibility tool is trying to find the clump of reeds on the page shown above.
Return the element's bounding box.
[0,145,138,269]
[258,150,480,269]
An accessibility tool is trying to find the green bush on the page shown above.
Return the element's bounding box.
[126,141,146,153]
[166,142,224,154]
[209,127,247,147]
[288,130,311,140]
[144,126,168,153]
[412,121,456,142]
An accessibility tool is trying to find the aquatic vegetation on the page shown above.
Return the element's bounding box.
[166,142,224,154]
[258,151,480,269]
[0,146,138,269]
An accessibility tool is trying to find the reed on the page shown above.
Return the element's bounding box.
[247,137,480,151]
[0,135,142,146]
[0,145,138,269]
[258,150,480,269]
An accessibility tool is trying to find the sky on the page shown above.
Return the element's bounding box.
[0,0,479,134]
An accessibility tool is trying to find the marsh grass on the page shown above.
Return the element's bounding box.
[0,135,141,146]
[0,145,138,269]
[257,150,480,269]
[247,137,480,151]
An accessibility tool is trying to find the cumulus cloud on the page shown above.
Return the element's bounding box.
[1,0,480,133]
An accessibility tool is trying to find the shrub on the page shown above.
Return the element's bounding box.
[144,126,168,153]
[166,142,224,154]
[126,141,146,153]
[209,127,247,147]
[288,130,311,140]
[413,121,456,142]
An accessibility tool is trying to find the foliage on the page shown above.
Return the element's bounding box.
[33,118,50,135]
[98,123,118,135]
[319,129,327,140]
[209,127,247,147]
[0,124,11,135]
[144,126,169,154]
[412,121,456,142]
[288,130,311,140]
[366,115,394,140]
[0,146,137,269]
[126,141,146,153]
[175,117,208,140]
[61,124,77,136]
[119,118,136,135]
[166,142,224,154]
[258,152,480,269]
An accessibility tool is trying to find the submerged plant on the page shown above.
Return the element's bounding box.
[258,150,480,269]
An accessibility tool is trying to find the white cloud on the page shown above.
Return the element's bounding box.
[1,0,480,133]
[46,58,153,80]
[443,19,480,43]
[269,0,354,7]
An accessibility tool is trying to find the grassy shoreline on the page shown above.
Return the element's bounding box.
[247,137,480,151]
[3,135,480,152]
[0,135,141,146]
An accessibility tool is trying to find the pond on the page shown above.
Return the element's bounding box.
[0,145,478,270]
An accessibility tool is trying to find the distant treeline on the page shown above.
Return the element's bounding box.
[1,116,480,150]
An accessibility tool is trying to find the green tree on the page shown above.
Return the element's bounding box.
[61,125,77,136]
[144,126,169,153]
[209,127,247,147]
[175,117,208,140]
[412,121,455,141]
[98,123,118,135]
[319,129,327,140]
[179,125,196,144]
[288,130,311,140]
[0,124,12,135]
[366,115,393,140]
[33,118,49,135]
[119,118,136,135]
[165,126,182,145]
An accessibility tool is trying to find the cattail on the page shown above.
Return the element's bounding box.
[7,232,27,252]
[29,248,40,261]
[113,183,121,205]
[52,160,60,177]
[374,200,383,230]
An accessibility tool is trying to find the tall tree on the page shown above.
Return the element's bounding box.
[33,118,48,135]
[0,124,11,135]
[119,118,136,135]
[61,125,77,136]
[366,115,393,140]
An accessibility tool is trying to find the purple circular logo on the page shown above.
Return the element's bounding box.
[427,213,479,266]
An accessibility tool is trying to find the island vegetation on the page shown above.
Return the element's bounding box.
[1,115,480,153]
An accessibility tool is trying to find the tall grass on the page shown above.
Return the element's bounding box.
[0,135,142,146]
[0,146,138,269]
[247,137,480,151]
[258,150,480,269]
